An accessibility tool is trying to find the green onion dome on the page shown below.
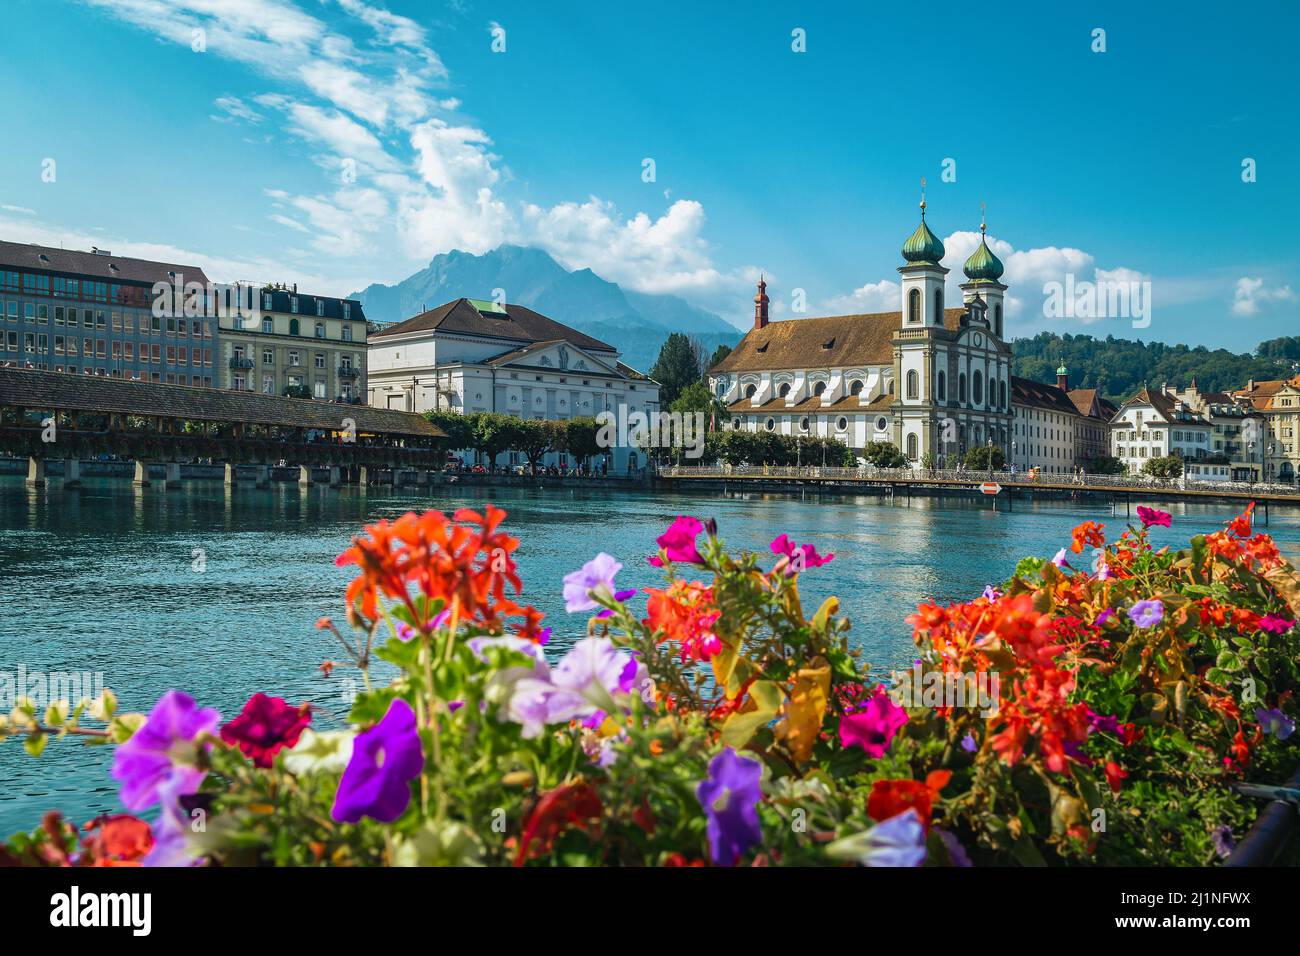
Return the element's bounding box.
[901,204,945,264]
[963,230,1004,282]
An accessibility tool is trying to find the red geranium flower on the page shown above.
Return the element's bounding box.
[867,770,951,831]
[220,692,312,768]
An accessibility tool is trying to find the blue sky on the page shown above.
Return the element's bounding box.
[1,0,1297,350]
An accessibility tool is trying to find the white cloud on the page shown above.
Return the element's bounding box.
[75,0,758,311]
[1232,276,1297,316]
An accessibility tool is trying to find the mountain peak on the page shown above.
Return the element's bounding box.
[350,244,739,372]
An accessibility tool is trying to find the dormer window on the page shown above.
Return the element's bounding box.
[821,337,835,350]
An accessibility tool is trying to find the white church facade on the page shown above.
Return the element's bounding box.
[708,201,1014,466]
[366,297,660,472]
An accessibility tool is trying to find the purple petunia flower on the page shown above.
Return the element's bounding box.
[934,826,972,867]
[331,698,423,824]
[504,637,646,739]
[1095,608,1115,626]
[960,732,977,753]
[1052,548,1070,569]
[696,748,763,866]
[1210,825,1236,859]
[1087,709,1122,736]
[982,585,1000,601]
[111,690,220,812]
[563,552,624,614]
[826,808,927,867]
[1256,707,1296,741]
[1128,599,1164,629]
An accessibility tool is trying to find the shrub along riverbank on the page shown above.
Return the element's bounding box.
[1,503,1297,866]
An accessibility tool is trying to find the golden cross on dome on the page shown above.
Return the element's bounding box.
[980,201,987,235]
[920,177,927,217]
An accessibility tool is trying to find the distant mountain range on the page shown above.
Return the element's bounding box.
[349,245,741,373]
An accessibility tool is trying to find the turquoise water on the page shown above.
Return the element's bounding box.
[2,478,1299,834]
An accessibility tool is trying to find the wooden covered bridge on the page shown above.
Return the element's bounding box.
[0,366,445,488]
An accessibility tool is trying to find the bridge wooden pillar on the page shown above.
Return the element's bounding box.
[25,457,46,488]
[63,458,81,489]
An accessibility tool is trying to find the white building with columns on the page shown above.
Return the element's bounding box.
[366,297,660,472]
[708,202,1014,465]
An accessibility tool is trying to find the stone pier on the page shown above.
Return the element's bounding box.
[328,465,342,487]
[298,465,314,487]
[164,462,182,489]
[132,460,150,487]
[224,463,237,486]
[63,458,81,489]
[26,456,46,488]
[255,464,270,489]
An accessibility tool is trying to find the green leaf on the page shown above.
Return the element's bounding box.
[23,733,47,757]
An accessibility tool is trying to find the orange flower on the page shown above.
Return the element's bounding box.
[1070,520,1106,554]
[335,506,534,634]
[81,814,154,866]
[867,770,951,830]
[643,580,723,661]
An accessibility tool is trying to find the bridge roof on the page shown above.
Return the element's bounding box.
[0,366,444,438]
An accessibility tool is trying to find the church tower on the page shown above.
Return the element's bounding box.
[892,184,948,465]
[961,207,1007,339]
[897,184,948,329]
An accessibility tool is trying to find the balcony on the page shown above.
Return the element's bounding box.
[229,356,254,369]
[338,365,361,379]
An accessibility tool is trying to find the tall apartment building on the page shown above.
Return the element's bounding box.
[218,285,367,401]
[0,240,216,384]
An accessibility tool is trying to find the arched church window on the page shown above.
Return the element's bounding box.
[813,381,827,396]
[999,380,1007,409]
[906,433,918,460]
[908,288,921,324]
[850,379,864,395]
[906,369,918,399]
[973,370,983,405]
[959,373,967,403]
[937,370,946,401]
[934,288,943,323]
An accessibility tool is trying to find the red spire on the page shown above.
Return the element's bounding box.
[753,275,769,330]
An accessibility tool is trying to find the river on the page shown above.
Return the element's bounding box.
[2,478,1297,833]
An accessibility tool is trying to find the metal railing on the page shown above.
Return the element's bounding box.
[659,463,1300,497]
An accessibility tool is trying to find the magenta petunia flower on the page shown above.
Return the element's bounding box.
[1259,614,1295,635]
[331,698,423,824]
[838,685,908,757]
[111,690,220,812]
[1127,599,1164,629]
[647,516,706,567]
[770,533,834,575]
[695,748,763,866]
[1136,506,1172,528]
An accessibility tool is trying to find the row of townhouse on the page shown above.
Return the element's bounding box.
[1109,378,1300,483]
[0,239,662,474]
[0,240,368,403]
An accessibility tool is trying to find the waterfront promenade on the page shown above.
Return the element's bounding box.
[657,463,1300,513]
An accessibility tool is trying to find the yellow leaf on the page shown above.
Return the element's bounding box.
[810,597,839,633]
[775,657,830,763]
[720,680,785,749]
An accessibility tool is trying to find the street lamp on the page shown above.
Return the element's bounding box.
[986,436,994,479]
